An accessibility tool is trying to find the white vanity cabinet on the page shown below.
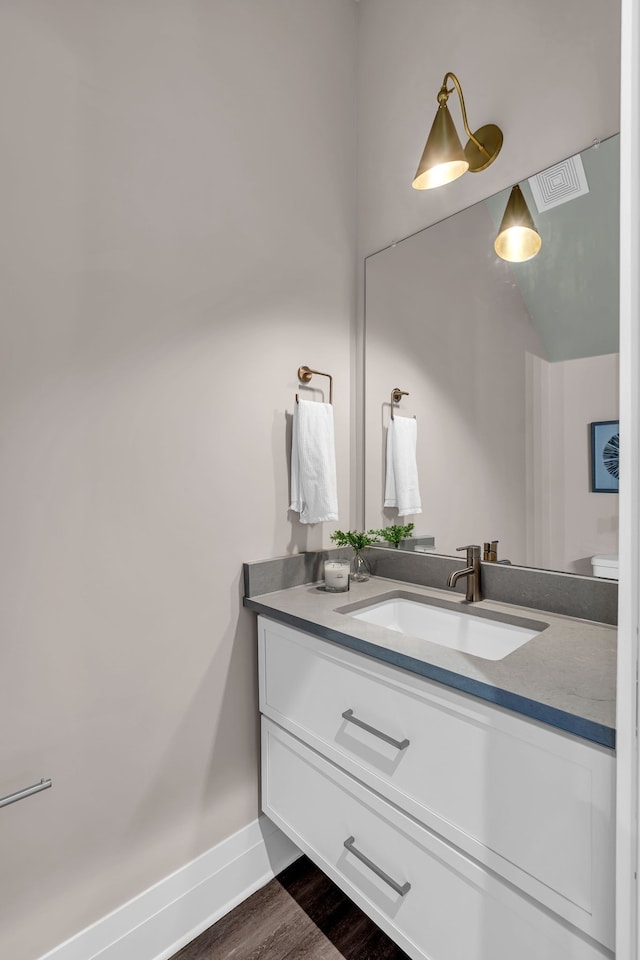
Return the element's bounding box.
[257,615,616,960]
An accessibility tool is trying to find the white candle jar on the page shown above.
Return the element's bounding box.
[323,559,350,592]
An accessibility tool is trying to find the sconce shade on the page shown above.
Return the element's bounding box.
[412,102,469,190]
[494,184,542,262]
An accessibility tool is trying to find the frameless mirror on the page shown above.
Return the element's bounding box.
[364,135,619,576]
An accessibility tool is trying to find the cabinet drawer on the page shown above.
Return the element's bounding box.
[262,719,609,960]
[258,616,614,947]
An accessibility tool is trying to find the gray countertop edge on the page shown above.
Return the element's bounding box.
[244,596,615,751]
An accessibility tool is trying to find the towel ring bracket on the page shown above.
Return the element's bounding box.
[296,365,333,405]
[391,387,409,419]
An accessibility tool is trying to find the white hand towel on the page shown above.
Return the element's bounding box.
[384,416,422,517]
[290,400,339,524]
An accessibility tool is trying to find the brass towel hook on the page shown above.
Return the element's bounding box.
[390,387,409,420]
[296,365,333,404]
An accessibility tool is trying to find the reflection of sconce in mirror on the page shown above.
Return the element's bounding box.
[412,72,503,190]
[494,184,542,262]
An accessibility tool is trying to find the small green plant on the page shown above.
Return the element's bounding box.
[371,522,415,548]
[330,529,379,551]
[330,529,380,582]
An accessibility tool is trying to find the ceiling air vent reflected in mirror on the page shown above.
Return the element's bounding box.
[528,153,590,212]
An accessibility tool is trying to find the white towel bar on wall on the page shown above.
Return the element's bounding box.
[0,778,52,809]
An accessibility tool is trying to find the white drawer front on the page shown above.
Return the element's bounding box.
[262,719,609,960]
[258,616,615,948]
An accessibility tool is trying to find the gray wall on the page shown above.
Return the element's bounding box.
[356,0,620,548]
[0,3,356,958]
[356,0,621,258]
[0,2,622,958]
[364,201,547,563]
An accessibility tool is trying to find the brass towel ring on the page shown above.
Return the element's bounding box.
[296,365,333,404]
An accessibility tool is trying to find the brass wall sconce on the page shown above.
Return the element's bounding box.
[494,184,542,262]
[412,72,503,190]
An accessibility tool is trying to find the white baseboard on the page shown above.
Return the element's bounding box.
[39,816,301,960]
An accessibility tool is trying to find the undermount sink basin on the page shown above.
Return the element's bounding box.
[338,591,548,661]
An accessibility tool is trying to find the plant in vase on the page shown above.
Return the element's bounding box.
[372,522,415,549]
[329,529,380,581]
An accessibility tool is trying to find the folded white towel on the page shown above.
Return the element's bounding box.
[384,416,422,517]
[290,400,339,524]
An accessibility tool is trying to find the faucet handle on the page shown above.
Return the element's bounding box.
[456,545,481,561]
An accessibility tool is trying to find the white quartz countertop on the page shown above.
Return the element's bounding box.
[244,575,616,748]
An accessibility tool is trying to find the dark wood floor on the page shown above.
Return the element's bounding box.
[171,855,410,960]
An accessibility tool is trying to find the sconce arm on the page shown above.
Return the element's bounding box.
[440,72,492,161]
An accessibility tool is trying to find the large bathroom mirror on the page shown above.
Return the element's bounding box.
[364,135,619,576]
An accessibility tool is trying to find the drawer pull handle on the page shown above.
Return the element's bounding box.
[344,836,411,896]
[341,709,410,750]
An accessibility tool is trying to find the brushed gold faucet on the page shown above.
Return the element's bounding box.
[447,545,483,602]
